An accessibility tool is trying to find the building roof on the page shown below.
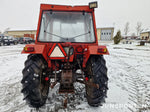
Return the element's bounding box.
[7,29,37,32]
[140,29,150,34]
[7,27,37,32]
[97,27,114,29]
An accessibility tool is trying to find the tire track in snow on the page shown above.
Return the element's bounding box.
[111,53,150,112]
[0,80,23,111]
[112,51,150,61]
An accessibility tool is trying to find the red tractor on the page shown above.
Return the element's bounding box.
[21,2,109,108]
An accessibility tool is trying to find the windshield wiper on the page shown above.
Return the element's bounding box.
[44,30,67,40]
[69,31,91,39]
[44,30,91,42]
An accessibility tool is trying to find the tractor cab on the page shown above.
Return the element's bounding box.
[37,2,98,44]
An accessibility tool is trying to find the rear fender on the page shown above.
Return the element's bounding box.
[88,45,109,55]
[83,45,109,68]
[21,44,48,61]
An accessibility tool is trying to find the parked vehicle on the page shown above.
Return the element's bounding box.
[12,37,18,45]
[0,38,3,46]
[19,37,34,44]
[21,2,109,108]
[2,36,17,45]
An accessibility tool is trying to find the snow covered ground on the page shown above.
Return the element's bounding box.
[0,41,150,112]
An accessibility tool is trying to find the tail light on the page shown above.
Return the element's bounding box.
[98,48,107,53]
[45,77,49,81]
[24,46,34,52]
[85,77,89,81]
[76,46,83,53]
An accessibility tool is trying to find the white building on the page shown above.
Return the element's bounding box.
[97,27,114,41]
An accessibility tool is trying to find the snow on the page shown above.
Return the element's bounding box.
[0,41,150,112]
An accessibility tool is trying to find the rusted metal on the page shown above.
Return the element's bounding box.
[63,63,71,70]
[59,69,74,93]
[59,87,74,93]
[61,70,73,84]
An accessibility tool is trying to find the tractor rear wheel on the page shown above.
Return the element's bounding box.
[85,55,108,107]
[21,54,49,108]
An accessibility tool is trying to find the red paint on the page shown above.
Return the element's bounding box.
[76,46,83,53]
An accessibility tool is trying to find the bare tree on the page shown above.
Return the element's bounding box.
[124,22,130,36]
[136,22,142,36]
[131,33,135,36]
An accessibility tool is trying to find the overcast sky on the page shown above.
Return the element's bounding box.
[0,0,150,35]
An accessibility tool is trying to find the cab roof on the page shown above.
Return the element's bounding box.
[40,4,94,12]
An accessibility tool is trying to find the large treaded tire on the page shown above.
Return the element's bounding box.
[85,55,108,107]
[21,54,49,108]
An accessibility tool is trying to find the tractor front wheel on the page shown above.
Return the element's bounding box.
[85,55,108,107]
[21,54,49,108]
